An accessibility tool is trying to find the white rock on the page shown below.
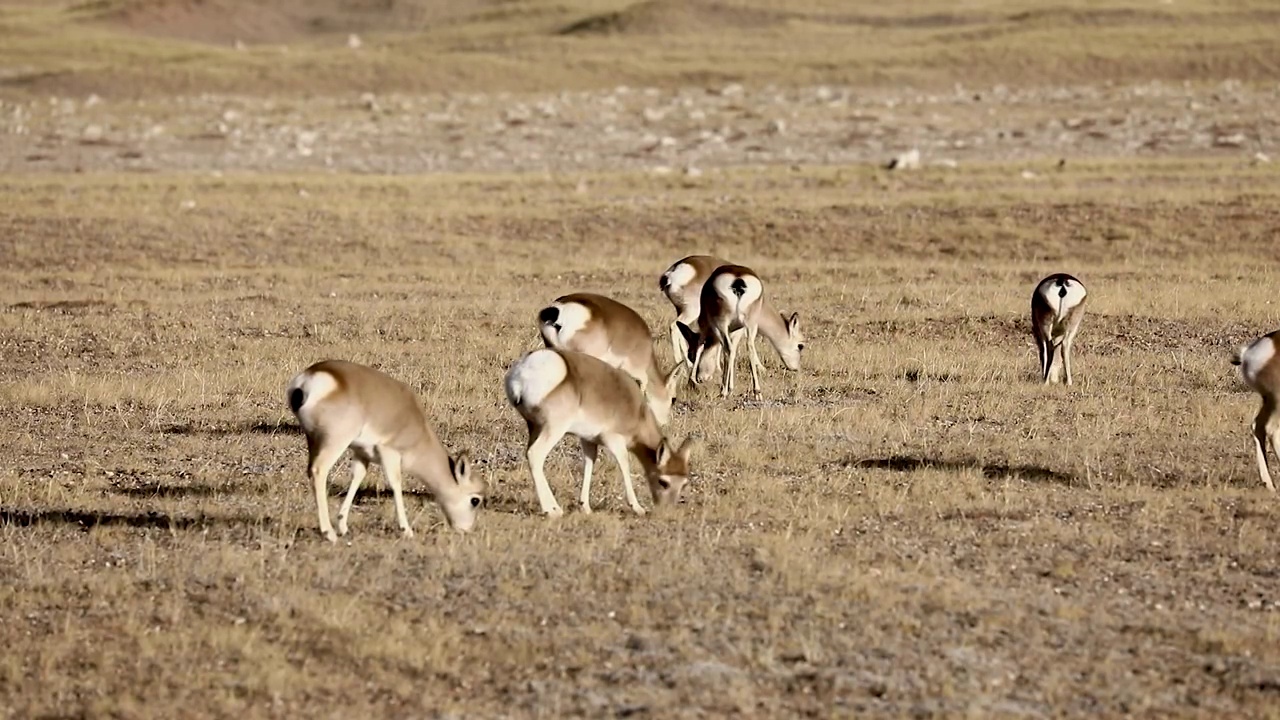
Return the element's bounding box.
[1253,152,1271,164]
[347,34,362,49]
[81,124,104,143]
[642,107,666,123]
[180,199,196,210]
[766,119,786,135]
[84,93,102,108]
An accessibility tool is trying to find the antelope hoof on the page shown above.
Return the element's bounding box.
[322,528,338,544]
[579,503,593,514]
[631,505,648,517]
[544,506,565,518]
[401,527,415,539]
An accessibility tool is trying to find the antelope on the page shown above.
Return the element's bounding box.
[504,347,697,517]
[659,254,730,368]
[287,359,488,542]
[1232,329,1280,492]
[1030,273,1088,385]
[675,263,804,399]
[537,292,680,425]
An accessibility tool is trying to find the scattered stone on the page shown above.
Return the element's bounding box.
[650,165,673,175]
[180,199,196,210]
[80,125,105,144]
[934,158,958,168]
[766,119,786,135]
[885,148,920,170]
[683,165,703,178]
[347,34,362,50]
[1253,152,1271,164]
[84,94,102,108]
[1214,132,1247,147]
[1021,169,1038,179]
[642,107,665,123]
[359,92,379,112]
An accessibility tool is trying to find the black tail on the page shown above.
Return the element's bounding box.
[730,278,747,297]
[538,306,559,327]
[288,387,305,414]
[659,273,671,292]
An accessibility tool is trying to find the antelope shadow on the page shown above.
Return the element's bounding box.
[848,454,1077,487]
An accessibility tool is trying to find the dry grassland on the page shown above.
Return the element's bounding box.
[3,0,1280,718]
[3,163,1280,718]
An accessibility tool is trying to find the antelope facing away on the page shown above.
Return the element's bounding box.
[537,292,679,425]
[504,347,697,517]
[676,263,804,399]
[287,359,488,542]
[1030,273,1088,385]
[1232,329,1280,492]
[659,254,730,370]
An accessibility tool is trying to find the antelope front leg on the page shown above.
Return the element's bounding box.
[336,451,371,536]
[579,438,599,513]
[604,435,646,516]
[380,449,414,539]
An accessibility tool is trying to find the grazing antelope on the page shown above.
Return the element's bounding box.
[504,348,697,517]
[1232,329,1280,492]
[676,263,804,399]
[287,359,488,542]
[659,254,731,367]
[537,292,680,425]
[1030,273,1088,385]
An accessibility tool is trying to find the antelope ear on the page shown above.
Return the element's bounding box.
[451,454,471,483]
[787,312,801,332]
[656,440,674,466]
[675,321,699,352]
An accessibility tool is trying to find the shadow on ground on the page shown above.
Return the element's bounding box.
[0,507,274,531]
[848,454,1078,486]
[160,421,301,436]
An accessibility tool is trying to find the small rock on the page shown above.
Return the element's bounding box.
[934,158,958,168]
[84,94,102,108]
[885,148,920,170]
[642,107,666,123]
[766,119,786,135]
[347,34,362,50]
[359,92,379,112]
[1215,133,1246,147]
[222,109,242,123]
[650,165,673,175]
[683,165,702,178]
[718,83,744,97]
[1021,169,1038,179]
[1254,152,1271,164]
[81,125,105,143]
[234,39,246,51]
[688,109,706,122]
[659,136,677,148]
[815,86,834,102]
[180,199,196,210]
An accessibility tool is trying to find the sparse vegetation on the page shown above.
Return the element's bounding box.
[2,1,1280,717]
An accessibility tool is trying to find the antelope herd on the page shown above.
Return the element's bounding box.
[286,255,1279,542]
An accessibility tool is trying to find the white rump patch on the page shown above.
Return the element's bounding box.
[542,301,592,347]
[505,349,568,409]
[291,370,339,410]
[1240,336,1276,388]
[1037,276,1087,320]
[713,272,763,318]
[664,262,699,296]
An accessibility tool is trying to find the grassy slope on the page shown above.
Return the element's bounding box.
[2,162,1280,716]
[1,0,1279,98]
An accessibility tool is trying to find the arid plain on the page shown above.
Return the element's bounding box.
[2,1,1280,718]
